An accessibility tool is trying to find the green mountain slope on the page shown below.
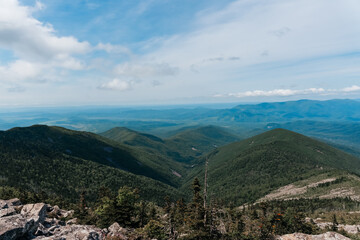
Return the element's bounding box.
[0,125,185,203]
[183,128,360,205]
[3,125,360,208]
[101,125,240,163]
[164,125,241,160]
[265,121,360,157]
[100,127,185,163]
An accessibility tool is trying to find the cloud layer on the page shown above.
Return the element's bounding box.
[216,85,360,98]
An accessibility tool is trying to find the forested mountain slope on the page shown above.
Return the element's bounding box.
[0,125,184,203]
[183,128,360,205]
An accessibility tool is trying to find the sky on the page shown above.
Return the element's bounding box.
[0,0,360,107]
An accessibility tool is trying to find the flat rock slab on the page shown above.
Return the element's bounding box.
[277,232,350,240]
[33,224,102,240]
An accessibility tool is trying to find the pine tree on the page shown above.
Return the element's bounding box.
[331,214,338,231]
[186,178,209,239]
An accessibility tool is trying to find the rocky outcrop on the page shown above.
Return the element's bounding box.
[277,232,350,240]
[106,222,129,239]
[2,199,350,240]
[313,218,360,234]
[33,224,102,240]
[0,198,47,240]
[0,199,102,240]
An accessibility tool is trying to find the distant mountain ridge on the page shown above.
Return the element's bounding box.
[100,125,240,162]
[209,99,360,122]
[2,99,360,134]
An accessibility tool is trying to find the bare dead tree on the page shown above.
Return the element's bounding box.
[204,156,208,224]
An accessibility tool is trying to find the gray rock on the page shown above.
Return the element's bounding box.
[21,203,47,232]
[0,200,8,210]
[0,200,103,240]
[0,215,33,240]
[0,199,21,210]
[0,203,47,239]
[49,205,61,217]
[0,207,16,218]
[277,232,350,240]
[66,218,77,225]
[33,224,102,240]
[108,222,128,239]
[6,199,21,207]
[49,205,73,219]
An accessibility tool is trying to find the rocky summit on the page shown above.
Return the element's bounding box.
[0,199,127,240]
[0,199,352,240]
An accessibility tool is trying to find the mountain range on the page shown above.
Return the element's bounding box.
[1,123,360,207]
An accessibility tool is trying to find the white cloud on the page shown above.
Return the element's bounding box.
[98,79,132,91]
[33,1,45,12]
[342,85,360,92]
[139,0,360,85]
[0,60,42,82]
[217,86,360,98]
[0,0,90,61]
[0,0,90,84]
[226,88,325,98]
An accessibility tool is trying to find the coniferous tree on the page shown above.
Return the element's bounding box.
[187,178,209,239]
[331,214,338,231]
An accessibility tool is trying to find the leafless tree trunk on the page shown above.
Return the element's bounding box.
[204,157,208,224]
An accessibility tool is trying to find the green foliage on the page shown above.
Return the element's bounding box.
[143,220,166,240]
[94,187,139,228]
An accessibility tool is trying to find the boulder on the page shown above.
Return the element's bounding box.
[48,205,74,219]
[108,222,128,239]
[6,199,21,207]
[0,215,33,240]
[0,200,8,209]
[21,203,47,229]
[0,200,103,240]
[61,209,74,219]
[277,232,350,240]
[48,205,61,217]
[0,198,21,210]
[0,203,47,239]
[66,218,77,225]
[0,207,16,218]
[33,224,102,240]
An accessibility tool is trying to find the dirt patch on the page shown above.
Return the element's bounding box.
[171,169,182,178]
[258,178,337,202]
[319,187,360,201]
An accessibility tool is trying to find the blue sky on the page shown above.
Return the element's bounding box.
[0,0,360,106]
